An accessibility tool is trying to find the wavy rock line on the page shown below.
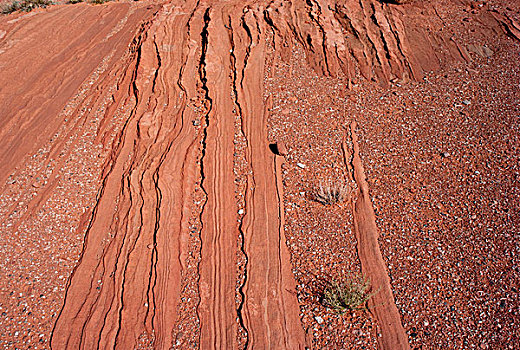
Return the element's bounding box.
[49,1,307,349]
[344,122,410,350]
[51,2,204,348]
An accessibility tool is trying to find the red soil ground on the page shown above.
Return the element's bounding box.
[0,0,518,349]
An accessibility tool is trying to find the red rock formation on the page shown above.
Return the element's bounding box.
[0,0,518,348]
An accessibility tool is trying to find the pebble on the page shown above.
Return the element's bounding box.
[276,141,288,156]
[296,163,306,168]
[315,316,324,324]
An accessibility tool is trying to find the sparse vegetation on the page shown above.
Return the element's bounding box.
[68,0,83,3]
[382,0,411,4]
[1,0,51,14]
[322,274,375,313]
[313,181,351,205]
[90,0,110,4]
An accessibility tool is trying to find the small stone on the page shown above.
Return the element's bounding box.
[238,209,244,215]
[462,100,471,105]
[353,329,363,336]
[441,152,450,158]
[276,141,288,156]
[314,316,324,324]
[296,163,306,169]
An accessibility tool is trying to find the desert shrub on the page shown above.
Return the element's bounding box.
[68,0,83,3]
[90,0,110,4]
[1,0,51,14]
[382,0,411,4]
[313,181,351,205]
[322,273,375,313]
[1,1,19,13]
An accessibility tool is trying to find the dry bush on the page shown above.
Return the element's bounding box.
[1,0,51,14]
[382,0,412,4]
[314,181,351,205]
[322,273,375,313]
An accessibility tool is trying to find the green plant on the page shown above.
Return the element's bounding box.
[1,0,51,14]
[322,274,375,313]
[314,181,351,205]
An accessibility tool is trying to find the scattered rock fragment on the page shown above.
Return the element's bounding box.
[276,141,288,156]
[467,44,493,58]
[270,141,288,156]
